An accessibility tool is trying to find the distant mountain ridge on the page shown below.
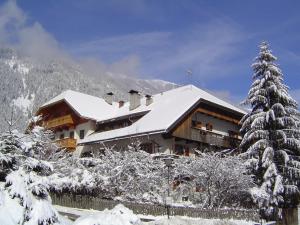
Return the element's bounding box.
[0,47,177,132]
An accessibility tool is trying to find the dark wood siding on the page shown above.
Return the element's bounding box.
[171,102,243,148]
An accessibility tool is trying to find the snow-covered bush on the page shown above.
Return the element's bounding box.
[0,126,62,225]
[50,147,253,209]
[50,149,167,203]
[240,42,300,220]
[173,153,253,208]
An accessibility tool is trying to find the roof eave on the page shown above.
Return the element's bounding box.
[96,110,151,124]
[78,129,166,145]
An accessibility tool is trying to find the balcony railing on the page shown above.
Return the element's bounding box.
[44,115,74,129]
[191,128,240,148]
[56,138,77,150]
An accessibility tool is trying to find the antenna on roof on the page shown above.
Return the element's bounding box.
[186,69,193,89]
[186,69,192,76]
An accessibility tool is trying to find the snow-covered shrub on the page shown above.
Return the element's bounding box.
[50,149,167,203]
[240,42,300,220]
[173,153,253,208]
[50,147,252,208]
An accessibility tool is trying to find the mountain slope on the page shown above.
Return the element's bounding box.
[0,48,177,132]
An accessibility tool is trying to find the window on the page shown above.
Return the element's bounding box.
[123,121,129,127]
[184,147,190,156]
[69,131,74,139]
[79,130,85,139]
[153,142,160,153]
[175,144,184,155]
[182,196,189,201]
[206,123,213,131]
[192,112,203,128]
[195,184,201,192]
[228,130,238,138]
[140,143,153,154]
[59,133,64,139]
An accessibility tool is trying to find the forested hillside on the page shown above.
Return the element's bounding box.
[0,48,176,131]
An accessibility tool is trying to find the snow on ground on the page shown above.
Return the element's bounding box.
[55,204,102,217]
[60,216,74,225]
[73,204,141,225]
[0,189,24,225]
[145,216,254,225]
[55,204,255,225]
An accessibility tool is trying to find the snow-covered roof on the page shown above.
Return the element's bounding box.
[77,85,246,144]
[41,90,113,120]
[40,90,152,121]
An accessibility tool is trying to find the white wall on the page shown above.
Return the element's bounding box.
[75,121,96,140]
[54,120,96,141]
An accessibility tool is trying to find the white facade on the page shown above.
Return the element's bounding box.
[54,121,96,156]
[55,121,96,141]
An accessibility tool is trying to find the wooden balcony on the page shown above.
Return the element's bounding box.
[190,128,240,148]
[56,138,77,150]
[44,115,74,129]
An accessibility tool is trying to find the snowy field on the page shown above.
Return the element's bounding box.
[55,204,255,225]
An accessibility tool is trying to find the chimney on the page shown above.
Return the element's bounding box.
[105,92,113,105]
[119,100,124,108]
[129,90,141,110]
[145,94,153,106]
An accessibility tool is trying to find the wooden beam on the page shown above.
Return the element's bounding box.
[196,108,240,124]
[43,114,74,129]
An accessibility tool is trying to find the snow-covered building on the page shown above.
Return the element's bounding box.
[36,85,246,156]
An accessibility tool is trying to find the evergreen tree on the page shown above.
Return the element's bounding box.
[0,125,62,225]
[240,42,300,220]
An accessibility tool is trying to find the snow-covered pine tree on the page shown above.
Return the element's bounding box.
[240,42,300,220]
[0,127,62,225]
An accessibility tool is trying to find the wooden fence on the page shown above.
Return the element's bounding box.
[51,194,260,221]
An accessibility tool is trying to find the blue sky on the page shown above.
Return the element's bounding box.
[1,0,300,103]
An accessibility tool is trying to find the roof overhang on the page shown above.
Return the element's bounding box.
[96,110,151,124]
[78,129,165,145]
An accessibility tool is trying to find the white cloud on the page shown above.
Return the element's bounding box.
[0,0,141,76]
[69,19,246,81]
[0,0,69,61]
[0,0,249,96]
[70,31,171,61]
[78,54,141,78]
[0,0,26,45]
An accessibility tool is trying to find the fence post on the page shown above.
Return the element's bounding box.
[280,207,299,225]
